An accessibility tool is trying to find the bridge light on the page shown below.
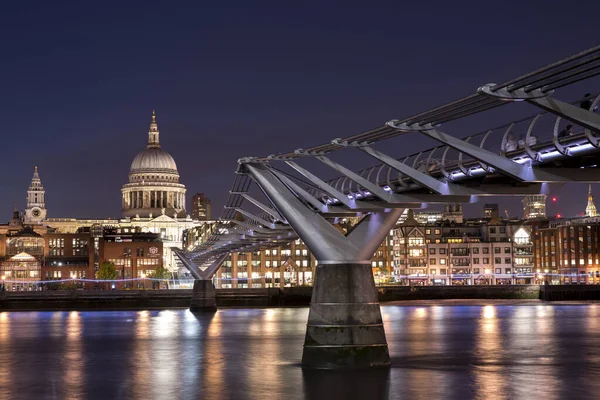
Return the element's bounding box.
[552,197,557,202]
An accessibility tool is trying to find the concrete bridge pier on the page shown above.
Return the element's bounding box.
[173,249,227,313]
[190,279,217,312]
[245,163,403,369]
[302,262,389,369]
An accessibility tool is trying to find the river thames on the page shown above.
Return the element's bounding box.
[1,301,599,399]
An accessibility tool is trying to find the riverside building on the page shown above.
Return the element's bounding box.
[1,112,204,277]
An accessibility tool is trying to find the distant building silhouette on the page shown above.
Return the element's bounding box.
[483,204,499,219]
[191,193,212,221]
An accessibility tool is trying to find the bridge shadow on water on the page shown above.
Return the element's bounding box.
[302,368,391,400]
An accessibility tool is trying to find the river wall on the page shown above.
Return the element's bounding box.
[0,285,536,311]
[539,285,600,301]
[1,285,598,310]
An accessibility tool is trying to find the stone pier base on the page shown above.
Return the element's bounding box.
[190,280,217,313]
[301,263,390,369]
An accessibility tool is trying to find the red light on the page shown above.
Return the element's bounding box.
[552,197,557,202]
[557,213,562,218]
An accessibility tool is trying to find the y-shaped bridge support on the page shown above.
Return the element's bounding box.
[245,162,403,369]
[174,249,228,313]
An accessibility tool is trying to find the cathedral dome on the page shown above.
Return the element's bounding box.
[130,148,178,174]
[121,110,187,220]
[128,110,179,175]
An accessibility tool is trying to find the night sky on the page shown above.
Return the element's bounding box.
[2,1,600,220]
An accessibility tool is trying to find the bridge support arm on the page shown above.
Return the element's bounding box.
[244,161,403,369]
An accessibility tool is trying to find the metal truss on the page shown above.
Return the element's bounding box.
[178,45,600,273]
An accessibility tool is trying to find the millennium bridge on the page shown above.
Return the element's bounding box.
[175,45,600,369]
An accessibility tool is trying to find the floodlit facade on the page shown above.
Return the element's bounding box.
[523,195,547,219]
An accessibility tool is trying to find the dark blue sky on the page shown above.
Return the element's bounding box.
[1,1,599,220]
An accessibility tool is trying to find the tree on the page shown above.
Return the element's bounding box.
[96,262,118,289]
[150,266,170,289]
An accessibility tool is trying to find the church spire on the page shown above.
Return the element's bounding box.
[586,184,597,217]
[147,109,160,148]
[25,165,46,223]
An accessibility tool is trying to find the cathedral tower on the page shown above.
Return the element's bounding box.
[24,166,47,224]
[586,184,597,217]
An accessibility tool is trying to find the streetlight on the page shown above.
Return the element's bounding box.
[484,269,491,285]
[141,273,146,291]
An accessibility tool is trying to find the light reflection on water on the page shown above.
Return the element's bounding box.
[0,304,599,399]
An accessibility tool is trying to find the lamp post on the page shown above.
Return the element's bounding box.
[141,273,146,291]
[1,275,5,292]
[484,269,491,285]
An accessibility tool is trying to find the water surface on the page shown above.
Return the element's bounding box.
[1,302,599,399]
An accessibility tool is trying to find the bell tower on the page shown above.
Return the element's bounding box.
[24,166,47,224]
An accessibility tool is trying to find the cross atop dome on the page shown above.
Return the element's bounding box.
[147,109,160,149]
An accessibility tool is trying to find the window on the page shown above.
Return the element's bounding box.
[136,247,144,257]
[440,259,446,265]
[473,258,480,264]
[490,228,496,234]
[430,248,436,255]
[483,258,490,264]
[435,229,441,235]
[504,247,511,254]
[494,248,500,254]
[505,268,511,274]
[439,249,446,255]
[430,259,436,265]
[430,269,436,275]
[123,247,132,258]
[500,227,506,234]
[137,258,159,266]
[495,268,501,274]
[483,248,489,254]
[425,229,431,235]
[495,257,501,264]
[474,268,480,274]
[440,269,447,275]
[505,258,511,264]
[473,248,479,254]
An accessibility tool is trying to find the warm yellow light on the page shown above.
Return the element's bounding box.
[141,273,146,279]
[544,269,548,273]
[1,275,4,281]
[483,305,495,319]
[484,269,490,275]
